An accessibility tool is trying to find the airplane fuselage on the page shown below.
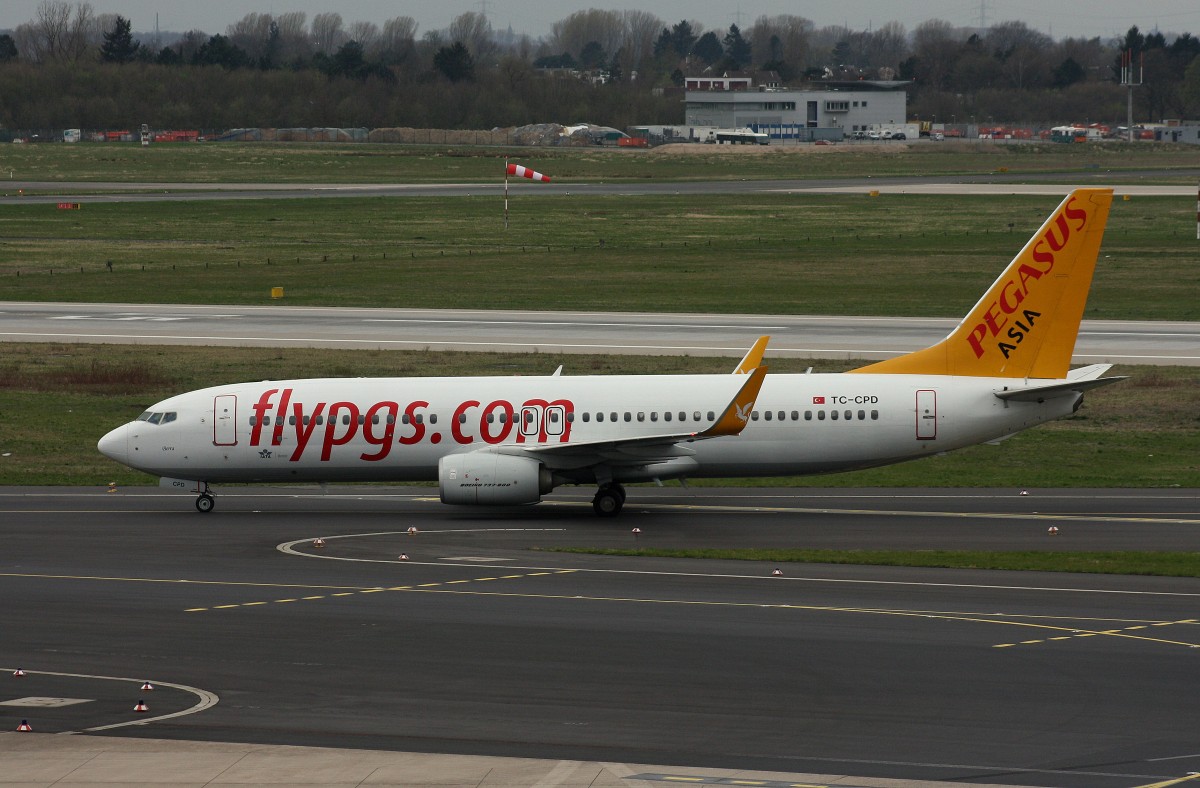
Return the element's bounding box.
[101,372,1077,485]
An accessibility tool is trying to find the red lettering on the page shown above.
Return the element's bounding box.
[272,388,292,446]
[250,388,278,446]
[1042,213,1071,252]
[999,279,1025,314]
[290,402,326,461]
[320,402,360,461]
[1062,196,1087,230]
[966,323,988,358]
[982,300,1008,337]
[398,401,428,446]
[1017,263,1045,292]
[361,402,398,461]
[452,400,480,444]
[1031,240,1055,269]
[479,400,513,444]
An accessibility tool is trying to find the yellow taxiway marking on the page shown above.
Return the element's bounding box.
[187,570,575,612]
[1135,773,1200,788]
[5,568,1192,650]
[993,619,1200,649]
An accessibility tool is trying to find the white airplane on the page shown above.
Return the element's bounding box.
[98,188,1123,516]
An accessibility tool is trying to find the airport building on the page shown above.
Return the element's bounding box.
[682,80,910,142]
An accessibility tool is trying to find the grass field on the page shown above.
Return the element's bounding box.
[3,193,1198,320]
[1,343,1195,487]
[5,140,1200,185]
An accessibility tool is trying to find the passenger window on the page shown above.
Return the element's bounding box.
[818,411,826,420]
[764,411,772,421]
[871,410,879,420]
[650,412,658,422]
[707,411,715,420]
[624,412,632,422]
[387,414,395,425]
[316,416,324,425]
[499,413,507,424]
[358,414,365,425]
[402,414,410,424]
[342,414,351,426]
[664,412,672,422]
[567,412,574,422]
[844,410,852,420]
[415,414,423,424]
[596,412,604,422]
[429,414,438,425]
[249,416,257,426]
[458,413,467,423]
[831,411,839,420]
[751,411,760,421]
[804,411,812,421]
[679,412,686,421]
[610,412,618,422]
[777,411,785,421]
[372,415,379,425]
[550,411,559,423]
[693,411,701,421]
[858,410,865,420]
[485,413,494,423]
[791,411,799,420]
[637,412,644,422]
[582,412,590,422]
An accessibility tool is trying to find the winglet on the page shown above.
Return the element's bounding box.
[701,365,767,437]
[850,189,1113,379]
[733,336,770,374]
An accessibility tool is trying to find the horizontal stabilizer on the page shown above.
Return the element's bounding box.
[994,375,1126,402]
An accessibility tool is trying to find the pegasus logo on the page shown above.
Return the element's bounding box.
[735,402,753,422]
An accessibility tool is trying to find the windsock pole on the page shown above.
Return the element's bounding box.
[504,159,510,230]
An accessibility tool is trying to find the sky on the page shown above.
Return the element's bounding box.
[1,0,1198,43]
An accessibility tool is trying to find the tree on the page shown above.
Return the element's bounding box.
[1052,57,1086,88]
[722,24,751,69]
[579,40,606,69]
[691,31,722,65]
[0,34,18,62]
[193,34,249,69]
[669,20,697,58]
[434,41,475,82]
[100,14,139,63]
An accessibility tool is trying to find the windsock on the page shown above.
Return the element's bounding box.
[505,163,550,182]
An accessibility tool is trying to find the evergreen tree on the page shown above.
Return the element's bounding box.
[691,32,723,65]
[0,34,17,63]
[723,25,751,69]
[434,42,475,82]
[100,15,140,64]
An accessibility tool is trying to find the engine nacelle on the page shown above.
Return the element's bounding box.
[438,452,553,506]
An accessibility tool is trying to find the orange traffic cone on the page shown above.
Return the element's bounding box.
[17,719,32,731]
[134,700,149,712]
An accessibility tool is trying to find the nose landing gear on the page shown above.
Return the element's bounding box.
[194,483,215,513]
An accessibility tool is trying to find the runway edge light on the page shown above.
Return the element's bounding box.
[17,720,32,731]
[140,681,154,691]
[13,668,26,677]
[134,699,149,712]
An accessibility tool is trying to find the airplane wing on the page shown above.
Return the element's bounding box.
[499,365,768,469]
[994,364,1127,402]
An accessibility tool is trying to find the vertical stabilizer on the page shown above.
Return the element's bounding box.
[851,188,1113,379]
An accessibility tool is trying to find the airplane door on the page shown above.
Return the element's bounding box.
[213,395,238,446]
[915,389,937,440]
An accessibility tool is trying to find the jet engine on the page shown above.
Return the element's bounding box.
[438,452,553,505]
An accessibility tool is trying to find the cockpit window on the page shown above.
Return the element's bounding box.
[137,411,177,425]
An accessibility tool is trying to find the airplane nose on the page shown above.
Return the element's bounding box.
[97,424,130,465]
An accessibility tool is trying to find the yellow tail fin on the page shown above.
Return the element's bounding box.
[851,188,1113,379]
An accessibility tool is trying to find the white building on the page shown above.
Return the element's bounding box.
[684,81,909,141]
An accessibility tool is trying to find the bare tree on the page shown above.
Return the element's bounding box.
[621,10,663,71]
[227,12,274,63]
[312,12,345,55]
[550,9,623,63]
[19,1,96,63]
[749,15,813,70]
[379,16,417,64]
[911,19,963,91]
[447,12,494,61]
[274,12,310,63]
[348,20,380,52]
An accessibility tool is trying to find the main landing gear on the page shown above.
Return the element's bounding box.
[195,483,215,513]
[592,483,626,517]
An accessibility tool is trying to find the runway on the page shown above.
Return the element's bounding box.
[3,486,1199,787]
[3,301,1197,366]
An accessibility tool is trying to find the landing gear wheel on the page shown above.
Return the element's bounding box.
[610,483,627,503]
[195,493,215,513]
[592,487,624,517]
